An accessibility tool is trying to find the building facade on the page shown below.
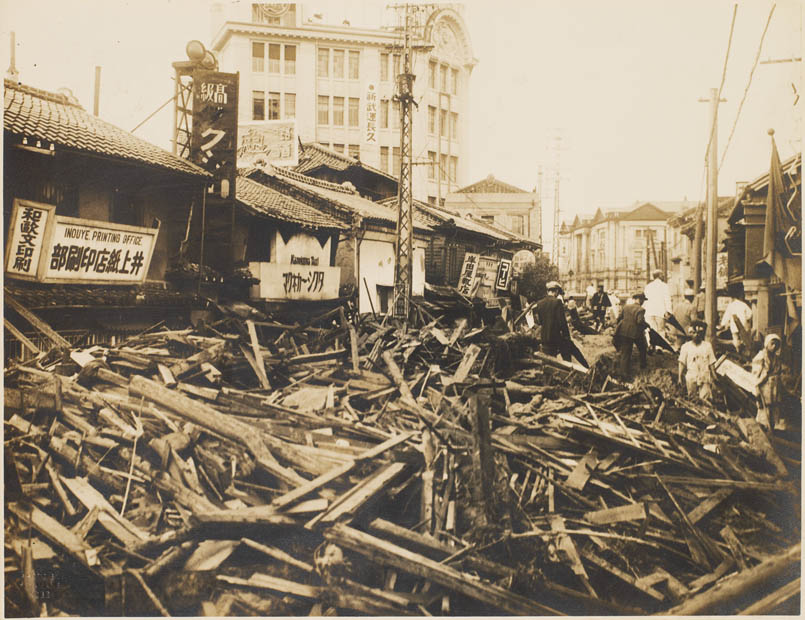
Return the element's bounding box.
[209,2,475,203]
[557,201,696,295]
[445,174,541,245]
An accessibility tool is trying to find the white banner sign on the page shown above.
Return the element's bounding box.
[238,120,298,168]
[5,199,55,281]
[249,262,341,301]
[43,216,158,284]
[365,82,378,144]
[457,252,480,296]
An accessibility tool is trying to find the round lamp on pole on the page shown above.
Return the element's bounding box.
[186,40,206,62]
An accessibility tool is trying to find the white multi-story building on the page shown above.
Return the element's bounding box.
[209,2,476,203]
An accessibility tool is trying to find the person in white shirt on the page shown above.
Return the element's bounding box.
[585,282,596,309]
[677,320,717,401]
[643,269,673,345]
[719,291,753,355]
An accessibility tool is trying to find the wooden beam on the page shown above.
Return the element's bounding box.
[5,290,71,349]
[324,523,561,616]
[4,317,41,355]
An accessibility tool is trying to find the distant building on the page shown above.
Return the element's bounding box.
[445,174,541,245]
[210,2,476,202]
[557,200,696,294]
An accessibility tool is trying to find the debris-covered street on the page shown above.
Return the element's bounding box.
[3,0,802,616]
[4,293,800,616]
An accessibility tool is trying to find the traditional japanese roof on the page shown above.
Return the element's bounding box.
[728,152,801,225]
[248,165,431,230]
[236,175,346,230]
[455,174,530,195]
[4,79,210,178]
[295,142,398,184]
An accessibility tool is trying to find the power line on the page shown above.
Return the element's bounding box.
[130,92,176,134]
[719,3,777,171]
[702,3,738,164]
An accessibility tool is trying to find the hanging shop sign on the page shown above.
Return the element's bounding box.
[5,199,159,285]
[457,252,480,296]
[496,258,512,290]
[238,120,298,168]
[248,262,341,301]
[4,199,55,281]
[365,82,378,144]
[192,70,239,193]
[511,249,536,277]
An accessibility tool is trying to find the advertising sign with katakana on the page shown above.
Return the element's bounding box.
[4,199,55,281]
[248,262,341,301]
[365,82,378,144]
[42,216,159,284]
[192,70,239,193]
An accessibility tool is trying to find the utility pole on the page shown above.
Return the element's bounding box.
[550,135,562,265]
[701,87,724,346]
[388,4,432,318]
[6,32,19,81]
[536,165,543,245]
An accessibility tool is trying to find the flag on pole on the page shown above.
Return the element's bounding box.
[756,130,801,292]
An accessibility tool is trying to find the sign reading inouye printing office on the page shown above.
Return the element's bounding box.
[4,199,159,285]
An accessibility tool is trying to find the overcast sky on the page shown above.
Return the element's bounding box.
[2,0,801,247]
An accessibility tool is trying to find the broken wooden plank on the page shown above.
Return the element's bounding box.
[583,502,646,525]
[4,317,41,356]
[566,449,599,491]
[324,523,561,616]
[5,291,72,349]
[246,321,271,389]
[687,488,732,525]
[579,549,664,602]
[241,538,314,573]
[736,417,788,478]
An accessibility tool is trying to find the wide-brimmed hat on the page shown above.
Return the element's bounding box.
[546,281,561,291]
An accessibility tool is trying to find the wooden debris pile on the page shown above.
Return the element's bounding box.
[4,300,800,616]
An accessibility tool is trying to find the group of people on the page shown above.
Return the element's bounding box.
[533,271,788,431]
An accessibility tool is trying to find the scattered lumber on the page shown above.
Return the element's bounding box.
[3,296,800,616]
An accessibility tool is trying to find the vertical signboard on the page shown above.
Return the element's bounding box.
[496,258,512,290]
[457,252,479,296]
[365,82,377,145]
[4,199,55,281]
[192,70,239,195]
[237,120,298,168]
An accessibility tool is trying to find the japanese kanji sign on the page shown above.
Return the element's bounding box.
[365,82,377,144]
[192,70,239,191]
[5,199,54,281]
[248,262,340,301]
[457,252,480,296]
[43,217,158,284]
[238,120,298,168]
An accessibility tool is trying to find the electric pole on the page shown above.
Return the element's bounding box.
[550,135,562,265]
[388,4,432,318]
[701,87,724,346]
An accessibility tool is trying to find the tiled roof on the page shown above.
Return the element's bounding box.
[456,174,530,194]
[4,79,210,178]
[236,175,346,230]
[257,165,431,230]
[294,142,398,184]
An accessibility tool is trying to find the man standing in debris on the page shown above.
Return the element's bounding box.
[718,288,753,355]
[585,281,596,309]
[535,281,572,361]
[677,320,717,401]
[614,292,648,378]
[644,269,673,346]
[672,288,696,347]
[752,333,784,430]
[590,284,612,331]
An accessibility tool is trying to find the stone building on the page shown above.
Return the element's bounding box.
[209,2,476,203]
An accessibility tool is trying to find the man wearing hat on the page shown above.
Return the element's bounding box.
[590,284,612,332]
[535,281,572,361]
[614,292,648,378]
[644,269,673,345]
[677,319,717,401]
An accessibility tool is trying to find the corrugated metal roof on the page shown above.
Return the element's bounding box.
[236,175,346,230]
[4,79,210,178]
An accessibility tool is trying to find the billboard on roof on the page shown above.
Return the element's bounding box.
[238,120,299,168]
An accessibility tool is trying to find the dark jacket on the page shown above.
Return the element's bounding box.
[591,291,612,309]
[535,295,570,344]
[616,303,647,339]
